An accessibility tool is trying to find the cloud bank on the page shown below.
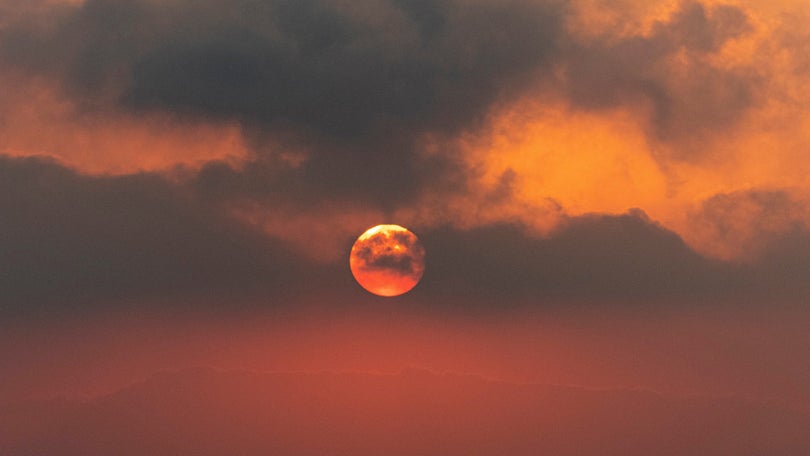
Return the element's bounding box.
[0,0,808,313]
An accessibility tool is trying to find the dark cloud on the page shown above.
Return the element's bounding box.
[0,0,801,314]
[0,0,564,136]
[415,209,742,304]
[412,206,810,307]
[689,189,806,258]
[4,158,810,317]
[690,190,810,299]
[0,0,563,205]
[189,145,455,209]
[0,156,308,318]
[0,0,768,207]
[122,0,562,137]
[750,231,810,301]
[0,0,762,148]
[563,1,759,146]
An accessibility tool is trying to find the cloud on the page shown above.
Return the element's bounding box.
[0,0,808,315]
[0,70,249,174]
[416,209,740,303]
[0,0,561,206]
[562,1,759,145]
[4,156,810,316]
[3,0,758,148]
[352,229,424,275]
[687,189,810,260]
[0,156,306,317]
[0,0,799,221]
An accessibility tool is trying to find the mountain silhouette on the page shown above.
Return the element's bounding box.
[3,367,808,455]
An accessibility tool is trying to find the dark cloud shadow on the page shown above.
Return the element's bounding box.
[0,156,309,318]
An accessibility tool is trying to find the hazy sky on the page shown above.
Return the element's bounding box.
[1,0,809,453]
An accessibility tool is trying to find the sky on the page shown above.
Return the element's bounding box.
[1,0,810,454]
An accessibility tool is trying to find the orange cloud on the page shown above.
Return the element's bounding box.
[402,0,810,261]
[0,71,249,174]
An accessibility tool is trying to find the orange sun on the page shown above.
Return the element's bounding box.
[349,225,426,297]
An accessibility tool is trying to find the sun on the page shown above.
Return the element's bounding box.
[349,224,426,297]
